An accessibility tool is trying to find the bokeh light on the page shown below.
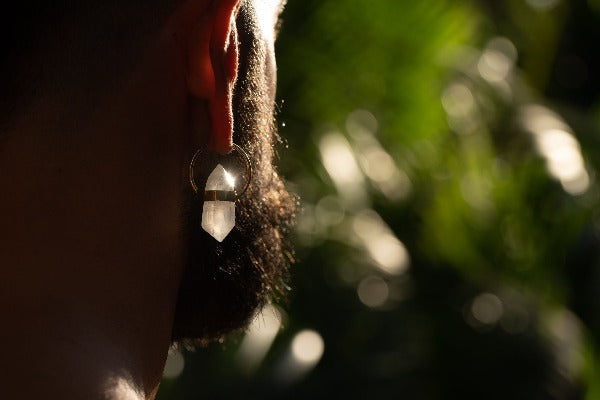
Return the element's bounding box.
[478,37,517,84]
[470,292,504,326]
[236,304,282,374]
[357,275,389,308]
[520,104,591,195]
[291,330,325,366]
[162,349,185,380]
[319,132,367,208]
[352,210,410,276]
[525,0,561,12]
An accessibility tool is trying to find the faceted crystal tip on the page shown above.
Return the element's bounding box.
[205,164,235,191]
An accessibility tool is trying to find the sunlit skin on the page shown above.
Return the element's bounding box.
[0,0,288,399]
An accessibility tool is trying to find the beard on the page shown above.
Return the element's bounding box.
[171,5,296,344]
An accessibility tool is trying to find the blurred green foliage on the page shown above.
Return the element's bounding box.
[158,0,600,398]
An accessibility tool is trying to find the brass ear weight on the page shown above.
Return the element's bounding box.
[189,143,252,242]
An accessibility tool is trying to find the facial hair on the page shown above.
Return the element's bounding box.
[171,4,296,344]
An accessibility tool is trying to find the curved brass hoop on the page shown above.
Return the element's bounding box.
[189,143,252,201]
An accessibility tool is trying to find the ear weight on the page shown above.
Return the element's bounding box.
[201,164,236,242]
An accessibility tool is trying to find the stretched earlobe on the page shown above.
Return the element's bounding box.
[187,0,241,154]
[208,16,238,154]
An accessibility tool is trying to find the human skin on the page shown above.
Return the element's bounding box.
[0,0,287,398]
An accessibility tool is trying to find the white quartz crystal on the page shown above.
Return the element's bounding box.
[202,200,235,242]
[205,164,235,191]
[201,164,236,242]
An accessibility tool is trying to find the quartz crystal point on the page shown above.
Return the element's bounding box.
[201,164,236,242]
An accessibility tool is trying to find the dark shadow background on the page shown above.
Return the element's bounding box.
[158,0,600,398]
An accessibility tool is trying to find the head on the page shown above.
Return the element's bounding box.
[1,0,294,396]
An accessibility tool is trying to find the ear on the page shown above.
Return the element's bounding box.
[187,0,241,154]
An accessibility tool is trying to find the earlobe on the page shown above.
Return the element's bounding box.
[187,0,241,154]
